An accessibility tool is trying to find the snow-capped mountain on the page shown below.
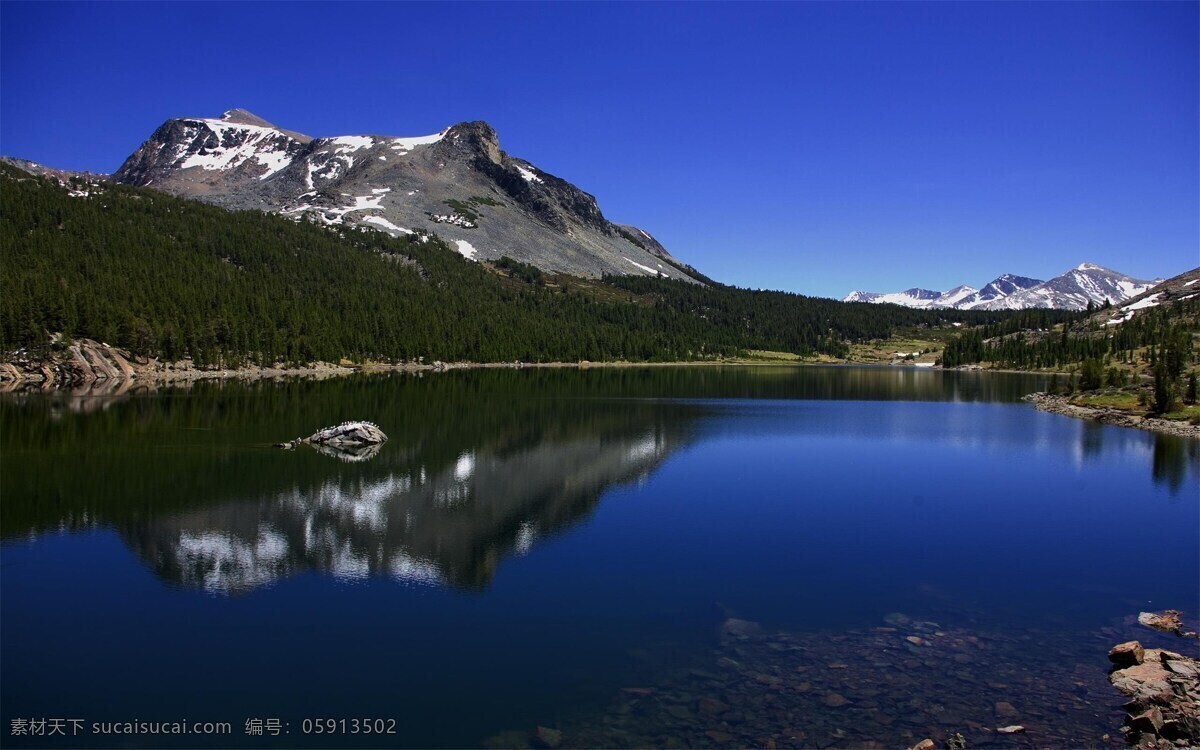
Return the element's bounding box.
[975,263,1159,310]
[843,286,977,309]
[844,264,1158,311]
[16,109,701,281]
[952,274,1043,309]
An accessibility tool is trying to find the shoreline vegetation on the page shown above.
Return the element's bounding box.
[0,337,935,390]
[5,336,1199,440]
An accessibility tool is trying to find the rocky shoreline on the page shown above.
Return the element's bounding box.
[1023,392,1200,440]
[1107,611,1200,748]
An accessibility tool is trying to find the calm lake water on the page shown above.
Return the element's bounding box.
[2,366,1197,749]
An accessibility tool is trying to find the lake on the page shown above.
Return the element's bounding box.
[2,366,1197,749]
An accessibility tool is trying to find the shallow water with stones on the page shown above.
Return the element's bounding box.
[2,367,1197,749]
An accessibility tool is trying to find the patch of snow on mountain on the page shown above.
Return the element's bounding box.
[1116,278,1154,297]
[197,118,278,136]
[254,148,293,179]
[1104,293,1164,326]
[328,136,375,153]
[345,195,384,212]
[1125,293,1164,312]
[359,215,412,235]
[453,240,478,261]
[516,164,544,184]
[281,194,386,227]
[388,130,447,154]
[176,120,297,178]
[623,257,659,275]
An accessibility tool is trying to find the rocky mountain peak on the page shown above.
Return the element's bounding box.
[440,121,502,165]
[55,109,702,281]
[218,108,277,128]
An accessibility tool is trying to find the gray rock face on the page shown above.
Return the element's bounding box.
[106,109,700,281]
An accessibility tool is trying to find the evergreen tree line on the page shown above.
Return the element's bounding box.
[1,165,1031,367]
[604,276,1034,359]
[939,301,1198,372]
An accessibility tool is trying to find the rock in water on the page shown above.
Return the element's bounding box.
[277,422,387,452]
[1109,646,1200,747]
[1137,610,1184,635]
[305,421,387,446]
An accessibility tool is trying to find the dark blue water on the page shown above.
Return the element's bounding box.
[2,367,1197,748]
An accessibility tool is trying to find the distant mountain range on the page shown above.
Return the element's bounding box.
[4,108,705,282]
[844,264,1160,311]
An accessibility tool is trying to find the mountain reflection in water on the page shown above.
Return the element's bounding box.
[2,366,1196,599]
[126,423,680,593]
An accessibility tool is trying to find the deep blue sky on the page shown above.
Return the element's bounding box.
[2,2,1196,298]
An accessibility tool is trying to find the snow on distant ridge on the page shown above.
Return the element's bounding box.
[843,263,1157,311]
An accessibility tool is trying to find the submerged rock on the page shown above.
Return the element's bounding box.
[1138,611,1184,634]
[721,618,762,637]
[534,726,562,749]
